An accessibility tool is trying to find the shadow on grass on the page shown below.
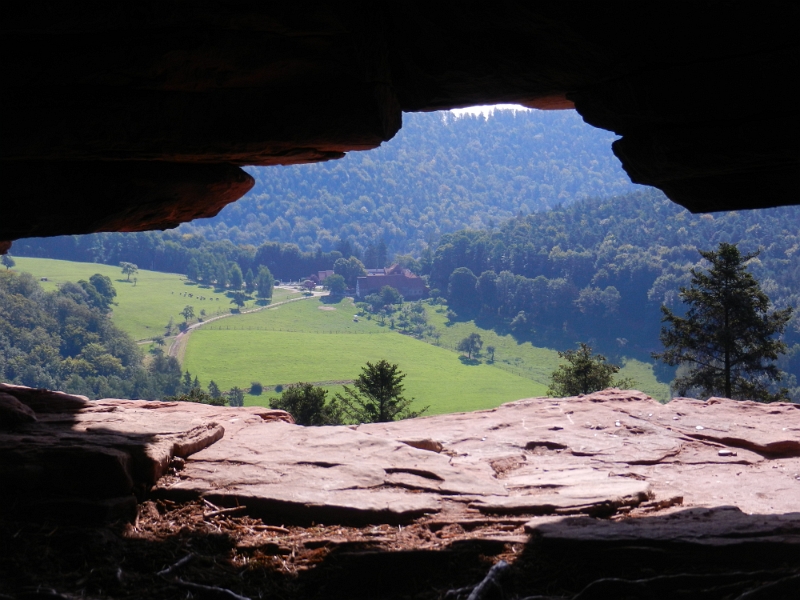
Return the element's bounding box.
[321,294,344,305]
[458,356,481,366]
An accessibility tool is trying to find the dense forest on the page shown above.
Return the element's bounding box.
[429,189,800,399]
[0,270,182,399]
[178,109,639,254]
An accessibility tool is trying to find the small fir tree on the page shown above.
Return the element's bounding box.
[334,360,428,423]
[226,386,245,407]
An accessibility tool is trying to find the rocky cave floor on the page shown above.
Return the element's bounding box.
[1,384,799,599]
[3,499,800,600]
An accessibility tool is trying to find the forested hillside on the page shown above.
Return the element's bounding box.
[430,189,800,398]
[178,109,638,254]
[0,271,182,399]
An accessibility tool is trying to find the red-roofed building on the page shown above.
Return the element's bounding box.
[356,265,428,300]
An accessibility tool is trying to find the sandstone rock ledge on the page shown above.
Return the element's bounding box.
[1,384,799,599]
[2,383,798,526]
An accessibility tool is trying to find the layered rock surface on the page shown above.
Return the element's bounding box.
[0,383,291,522]
[3,3,799,246]
[2,384,798,529]
[2,384,799,598]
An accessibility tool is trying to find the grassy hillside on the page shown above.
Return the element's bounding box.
[183,296,547,414]
[425,306,670,401]
[10,258,667,409]
[11,257,298,342]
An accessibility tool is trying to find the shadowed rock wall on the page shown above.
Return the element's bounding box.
[2,2,798,248]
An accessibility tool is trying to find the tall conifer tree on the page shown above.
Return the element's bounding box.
[654,243,792,402]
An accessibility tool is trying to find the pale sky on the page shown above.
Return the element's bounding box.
[449,103,531,117]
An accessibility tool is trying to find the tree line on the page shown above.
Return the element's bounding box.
[12,231,344,284]
[427,189,800,398]
[548,243,793,402]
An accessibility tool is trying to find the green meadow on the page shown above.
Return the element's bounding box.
[9,257,669,410]
[424,306,670,402]
[11,257,299,342]
[183,329,545,415]
[183,296,547,413]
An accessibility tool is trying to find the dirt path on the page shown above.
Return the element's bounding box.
[168,291,324,361]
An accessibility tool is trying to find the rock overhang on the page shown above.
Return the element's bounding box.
[2,3,799,249]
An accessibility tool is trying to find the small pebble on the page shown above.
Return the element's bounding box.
[615,421,621,427]
[673,416,679,420]
[696,425,705,430]
[718,449,737,457]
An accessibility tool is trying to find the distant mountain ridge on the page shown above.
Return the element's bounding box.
[178,109,640,254]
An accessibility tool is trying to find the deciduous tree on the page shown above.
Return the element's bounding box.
[448,267,479,313]
[229,263,244,290]
[244,268,255,293]
[256,266,274,299]
[230,291,247,310]
[120,262,138,281]
[324,273,347,295]
[270,383,343,426]
[547,343,631,397]
[457,333,483,359]
[333,256,367,287]
[180,305,195,323]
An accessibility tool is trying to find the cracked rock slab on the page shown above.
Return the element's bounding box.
[3,386,799,526]
[525,506,800,547]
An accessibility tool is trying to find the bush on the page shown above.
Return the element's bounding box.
[250,381,263,395]
[270,383,343,426]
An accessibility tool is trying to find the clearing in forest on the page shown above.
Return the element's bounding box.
[183,296,547,414]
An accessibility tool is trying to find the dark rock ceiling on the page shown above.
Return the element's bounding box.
[2,2,798,251]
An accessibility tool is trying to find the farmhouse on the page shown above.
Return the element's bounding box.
[355,264,428,300]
